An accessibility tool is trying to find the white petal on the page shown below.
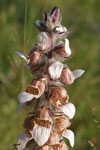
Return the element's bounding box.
[48,61,64,80]
[16,103,26,113]
[18,92,36,103]
[18,132,31,150]
[32,124,51,146]
[65,39,71,57]
[56,26,67,33]
[59,103,76,119]
[15,51,28,62]
[63,129,75,147]
[73,69,85,79]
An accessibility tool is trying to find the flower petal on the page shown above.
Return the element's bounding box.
[59,103,75,119]
[18,92,36,103]
[18,132,31,150]
[62,129,74,147]
[62,130,74,147]
[73,69,85,79]
[65,39,71,57]
[15,51,28,62]
[16,103,26,113]
[48,61,64,80]
[32,124,51,146]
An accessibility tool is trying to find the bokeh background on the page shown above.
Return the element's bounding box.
[0,0,100,149]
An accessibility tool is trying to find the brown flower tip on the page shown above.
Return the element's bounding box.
[60,67,74,85]
[50,87,69,106]
[47,130,60,145]
[24,116,34,131]
[50,7,61,24]
[55,116,70,135]
[27,78,46,97]
[28,48,42,66]
[53,43,70,58]
[35,107,52,123]
[34,119,52,128]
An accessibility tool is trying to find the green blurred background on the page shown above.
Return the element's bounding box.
[0,0,100,149]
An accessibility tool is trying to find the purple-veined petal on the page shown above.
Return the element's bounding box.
[59,103,76,119]
[32,124,51,146]
[16,103,26,113]
[18,132,32,150]
[18,92,37,103]
[62,129,75,147]
[48,61,64,80]
[65,39,71,57]
[15,51,28,62]
[72,69,85,80]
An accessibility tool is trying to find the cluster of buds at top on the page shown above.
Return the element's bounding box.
[16,6,85,150]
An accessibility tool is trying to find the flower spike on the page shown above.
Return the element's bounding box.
[16,7,85,150]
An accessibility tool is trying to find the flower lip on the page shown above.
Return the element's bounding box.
[32,123,52,146]
[62,129,75,147]
[48,61,64,80]
[59,103,76,119]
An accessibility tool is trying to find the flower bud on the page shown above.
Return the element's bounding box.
[56,116,70,135]
[35,20,50,32]
[50,87,69,106]
[24,116,34,131]
[60,67,74,85]
[53,38,71,58]
[50,7,61,24]
[27,48,42,66]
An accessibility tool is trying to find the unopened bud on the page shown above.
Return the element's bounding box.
[60,67,74,85]
[56,116,70,135]
[28,49,41,66]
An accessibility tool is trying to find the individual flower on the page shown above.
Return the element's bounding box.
[32,107,53,146]
[18,77,47,103]
[53,38,71,59]
[55,116,70,135]
[60,67,85,85]
[49,87,69,106]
